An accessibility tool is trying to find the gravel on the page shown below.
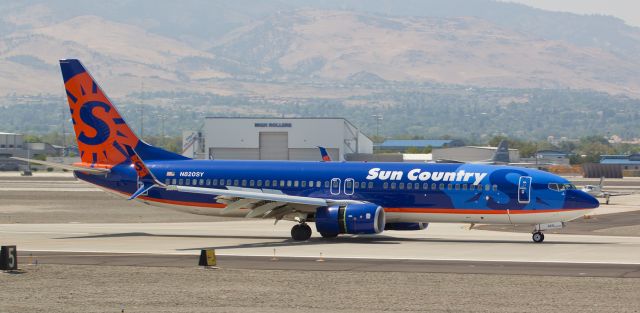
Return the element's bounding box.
[2,264,639,313]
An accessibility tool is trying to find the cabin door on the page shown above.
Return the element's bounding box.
[518,176,532,204]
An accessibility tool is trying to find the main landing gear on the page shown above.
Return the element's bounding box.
[291,223,312,241]
[532,231,545,243]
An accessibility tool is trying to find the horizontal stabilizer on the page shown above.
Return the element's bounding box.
[10,157,110,174]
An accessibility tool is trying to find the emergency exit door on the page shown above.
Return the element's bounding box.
[518,176,532,204]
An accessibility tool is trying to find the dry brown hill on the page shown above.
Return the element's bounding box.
[1,8,640,97]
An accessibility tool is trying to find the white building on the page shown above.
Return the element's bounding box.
[197,118,373,161]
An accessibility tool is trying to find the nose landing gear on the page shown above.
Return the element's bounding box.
[532,231,545,243]
[291,223,312,241]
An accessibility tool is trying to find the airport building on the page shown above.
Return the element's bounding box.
[0,132,64,170]
[375,139,464,152]
[185,117,373,161]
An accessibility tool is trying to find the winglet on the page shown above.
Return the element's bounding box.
[124,145,165,200]
[318,146,332,161]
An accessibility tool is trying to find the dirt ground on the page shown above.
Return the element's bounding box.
[2,264,640,313]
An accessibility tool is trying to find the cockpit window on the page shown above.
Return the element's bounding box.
[548,183,575,191]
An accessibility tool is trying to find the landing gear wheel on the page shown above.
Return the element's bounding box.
[291,223,312,241]
[532,232,545,243]
[320,232,338,239]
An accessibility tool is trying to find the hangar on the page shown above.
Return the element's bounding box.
[187,117,373,161]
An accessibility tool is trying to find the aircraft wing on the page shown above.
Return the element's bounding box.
[126,144,361,221]
[10,157,110,174]
[602,191,633,197]
[167,184,363,220]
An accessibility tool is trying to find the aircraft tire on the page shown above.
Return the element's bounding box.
[532,232,545,243]
[291,224,312,241]
[320,232,339,239]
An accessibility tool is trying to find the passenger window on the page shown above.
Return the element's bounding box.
[407,183,412,190]
[485,184,491,191]
[294,181,299,187]
[414,183,419,190]
[178,179,184,185]
[492,185,498,192]
[199,179,204,185]
[301,181,306,187]
[165,178,170,185]
[317,181,322,188]
[265,180,271,187]
[206,179,211,186]
[455,184,460,190]
[212,179,217,186]
[368,182,373,189]
[280,180,285,187]
[257,180,263,187]
[447,184,452,190]
[249,180,255,187]
[423,183,429,190]
[439,183,444,190]
[286,180,292,187]
[171,179,177,185]
[399,183,405,190]
[232,179,238,186]
[273,180,278,187]
[324,181,329,188]
[185,179,190,186]
[431,183,436,190]
[383,182,389,189]
[354,182,360,189]
[226,179,232,186]
[462,184,467,190]
[391,182,396,190]
[308,181,314,187]
[242,180,247,187]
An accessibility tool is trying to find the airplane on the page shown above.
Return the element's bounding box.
[436,140,553,167]
[318,146,332,161]
[581,177,631,205]
[14,59,599,243]
[436,140,510,164]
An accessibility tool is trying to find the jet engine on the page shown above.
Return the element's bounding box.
[384,222,428,231]
[315,203,385,236]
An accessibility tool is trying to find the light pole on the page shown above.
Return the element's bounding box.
[372,114,383,141]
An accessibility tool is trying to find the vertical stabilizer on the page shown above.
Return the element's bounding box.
[492,140,510,163]
[60,59,188,167]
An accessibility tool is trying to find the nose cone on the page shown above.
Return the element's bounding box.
[564,189,600,209]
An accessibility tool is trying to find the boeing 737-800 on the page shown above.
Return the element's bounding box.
[15,59,599,243]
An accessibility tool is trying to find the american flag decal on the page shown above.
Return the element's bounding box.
[166,171,175,177]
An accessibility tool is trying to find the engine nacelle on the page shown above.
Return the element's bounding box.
[315,203,385,235]
[384,222,428,231]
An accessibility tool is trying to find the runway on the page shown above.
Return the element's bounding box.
[3,220,640,265]
[16,251,640,278]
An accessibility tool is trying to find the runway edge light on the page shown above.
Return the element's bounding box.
[199,249,217,268]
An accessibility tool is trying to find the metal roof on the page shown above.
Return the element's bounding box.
[377,139,455,148]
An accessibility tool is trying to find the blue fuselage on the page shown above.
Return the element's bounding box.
[76,160,599,225]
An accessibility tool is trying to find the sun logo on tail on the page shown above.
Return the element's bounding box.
[64,72,139,166]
